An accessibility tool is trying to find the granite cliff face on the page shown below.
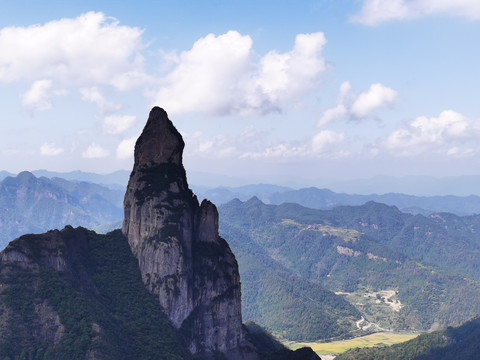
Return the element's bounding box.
[122,107,254,358]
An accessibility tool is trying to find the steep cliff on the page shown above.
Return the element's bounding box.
[122,107,255,359]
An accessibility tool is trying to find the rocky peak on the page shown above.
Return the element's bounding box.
[133,107,184,168]
[122,107,256,359]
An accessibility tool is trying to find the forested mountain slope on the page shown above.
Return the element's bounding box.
[219,198,480,335]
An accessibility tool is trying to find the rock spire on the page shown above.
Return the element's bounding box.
[122,107,256,359]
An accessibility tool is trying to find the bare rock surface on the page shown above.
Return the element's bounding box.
[123,107,256,359]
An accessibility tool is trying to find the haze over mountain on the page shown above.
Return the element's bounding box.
[196,185,480,216]
[0,171,123,248]
[5,170,480,198]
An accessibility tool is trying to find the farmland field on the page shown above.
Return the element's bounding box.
[288,332,419,355]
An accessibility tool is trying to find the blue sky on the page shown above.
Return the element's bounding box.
[0,0,479,186]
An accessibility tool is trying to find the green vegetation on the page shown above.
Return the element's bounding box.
[219,198,480,339]
[220,221,361,341]
[0,227,190,359]
[336,317,480,360]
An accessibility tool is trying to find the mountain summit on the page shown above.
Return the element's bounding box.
[122,107,255,358]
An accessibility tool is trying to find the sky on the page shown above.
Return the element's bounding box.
[0,0,479,187]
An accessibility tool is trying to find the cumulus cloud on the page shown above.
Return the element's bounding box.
[21,80,67,115]
[0,12,146,88]
[351,83,398,117]
[382,110,479,156]
[312,130,345,153]
[153,30,327,116]
[116,136,137,159]
[318,104,348,127]
[318,82,397,126]
[351,0,480,26]
[40,142,64,156]
[82,143,109,158]
[256,32,327,103]
[21,80,54,114]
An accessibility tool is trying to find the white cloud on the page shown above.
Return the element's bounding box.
[351,0,480,26]
[80,87,134,134]
[312,130,345,153]
[256,32,327,103]
[153,30,327,116]
[116,137,137,159]
[318,82,397,126]
[382,110,479,156]
[21,80,53,115]
[239,132,349,159]
[0,12,146,88]
[184,125,348,161]
[80,87,122,114]
[82,143,109,158]
[351,83,398,118]
[240,144,310,159]
[318,104,348,127]
[103,114,136,134]
[40,142,64,156]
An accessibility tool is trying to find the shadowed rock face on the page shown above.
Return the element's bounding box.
[122,107,255,358]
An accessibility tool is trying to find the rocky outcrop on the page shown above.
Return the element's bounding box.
[122,107,256,359]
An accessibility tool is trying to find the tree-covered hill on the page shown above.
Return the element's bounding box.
[0,227,190,359]
[218,197,480,337]
[221,220,361,341]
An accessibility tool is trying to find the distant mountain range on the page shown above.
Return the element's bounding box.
[325,174,480,197]
[197,185,480,216]
[0,169,130,188]
[4,170,480,196]
[0,171,123,248]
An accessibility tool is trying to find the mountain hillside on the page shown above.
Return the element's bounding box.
[219,198,480,335]
[221,216,361,341]
[0,227,191,359]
